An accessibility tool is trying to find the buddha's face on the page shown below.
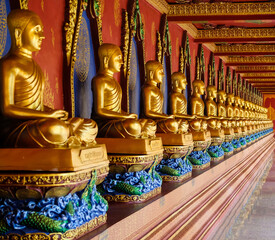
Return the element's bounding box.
[218,91,226,102]
[109,50,123,73]
[199,84,205,95]
[210,89,217,99]
[154,67,164,84]
[235,96,240,106]
[227,94,234,104]
[21,15,45,52]
[178,78,187,90]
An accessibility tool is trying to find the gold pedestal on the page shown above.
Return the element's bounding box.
[209,128,225,138]
[96,138,163,154]
[156,133,193,146]
[224,127,234,135]
[211,155,224,164]
[191,130,211,141]
[0,144,108,172]
[104,187,161,203]
[224,151,234,157]
[161,171,192,182]
[192,162,210,171]
[108,151,163,173]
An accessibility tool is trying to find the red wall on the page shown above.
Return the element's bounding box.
[28,0,65,109]
[264,94,275,129]
[26,0,236,110]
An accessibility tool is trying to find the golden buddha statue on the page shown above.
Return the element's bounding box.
[217,90,229,128]
[141,60,178,134]
[205,85,224,139]
[189,78,211,141]
[169,72,195,134]
[217,89,234,137]
[92,43,156,139]
[226,93,235,119]
[0,9,98,148]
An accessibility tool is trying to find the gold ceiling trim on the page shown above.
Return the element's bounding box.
[236,66,275,72]
[227,56,275,64]
[197,28,275,40]
[241,72,275,78]
[146,0,169,14]
[252,83,275,85]
[246,79,275,82]
[168,2,275,17]
[178,23,197,39]
[215,44,275,54]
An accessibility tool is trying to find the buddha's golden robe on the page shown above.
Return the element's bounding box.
[92,74,156,138]
[0,61,97,147]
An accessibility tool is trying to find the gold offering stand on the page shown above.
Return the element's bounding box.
[0,145,109,239]
[156,133,193,182]
[96,138,163,203]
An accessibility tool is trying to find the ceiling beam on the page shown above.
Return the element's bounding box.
[214,44,275,56]
[226,56,275,66]
[168,2,275,21]
[236,66,275,73]
[194,28,275,43]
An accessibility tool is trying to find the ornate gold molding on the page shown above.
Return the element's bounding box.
[156,31,162,63]
[215,44,275,55]
[168,2,275,17]
[196,28,275,40]
[64,0,78,66]
[146,0,169,14]
[241,72,275,78]
[252,83,275,86]
[247,79,275,82]
[227,56,275,64]
[122,0,146,112]
[236,66,275,72]
[19,0,29,9]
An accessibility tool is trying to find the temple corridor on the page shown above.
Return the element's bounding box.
[226,151,275,240]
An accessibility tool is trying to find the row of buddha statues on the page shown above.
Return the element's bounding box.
[0,9,273,239]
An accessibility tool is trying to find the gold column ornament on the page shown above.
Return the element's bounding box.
[19,0,29,10]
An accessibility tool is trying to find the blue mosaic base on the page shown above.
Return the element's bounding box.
[221,142,234,153]
[207,145,225,158]
[99,168,162,196]
[231,139,241,149]
[0,180,108,236]
[187,151,211,165]
[156,158,192,177]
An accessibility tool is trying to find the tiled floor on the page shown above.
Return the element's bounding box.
[227,154,275,240]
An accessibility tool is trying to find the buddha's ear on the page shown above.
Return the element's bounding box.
[15,28,22,48]
[103,56,109,69]
[194,86,198,93]
[149,70,154,80]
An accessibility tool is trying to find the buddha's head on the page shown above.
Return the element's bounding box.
[240,98,245,108]
[227,93,235,105]
[234,96,241,106]
[206,85,217,99]
[8,9,45,52]
[171,72,187,92]
[146,60,164,85]
[192,79,205,96]
[217,90,227,103]
[98,43,123,73]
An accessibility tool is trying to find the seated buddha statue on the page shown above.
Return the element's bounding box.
[169,72,195,134]
[141,60,178,134]
[217,90,234,136]
[205,85,224,138]
[189,79,211,141]
[0,9,97,148]
[92,43,156,139]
